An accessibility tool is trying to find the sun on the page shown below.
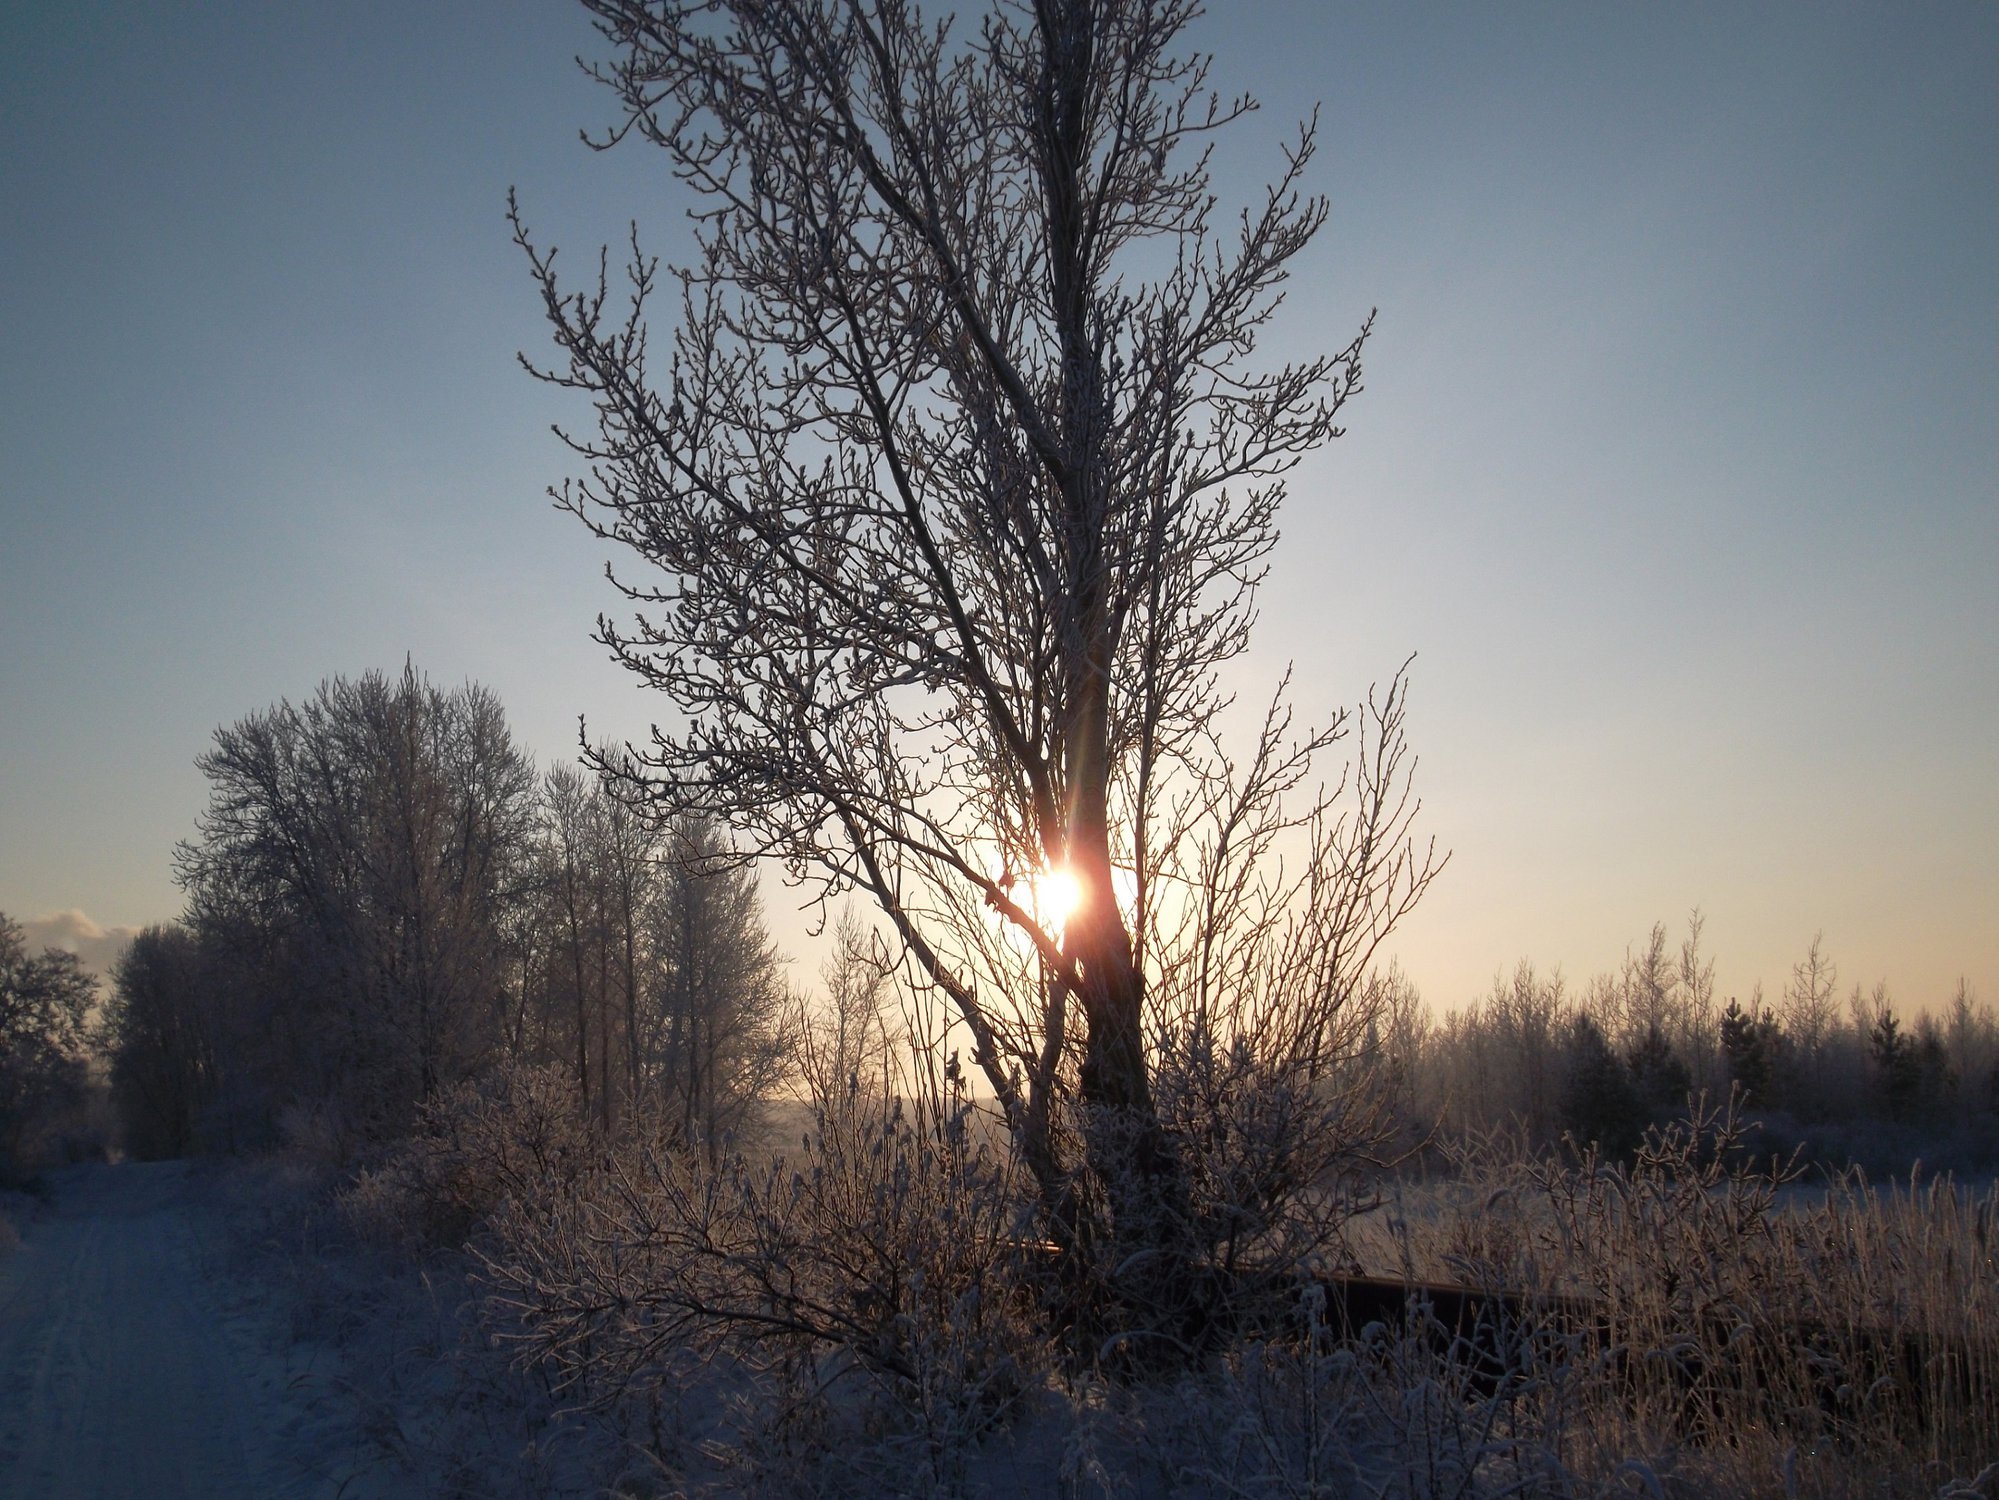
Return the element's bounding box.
[1032,866,1083,933]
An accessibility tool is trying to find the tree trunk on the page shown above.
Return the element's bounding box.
[1037,0,1194,1356]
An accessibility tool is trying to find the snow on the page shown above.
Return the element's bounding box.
[0,1160,406,1498]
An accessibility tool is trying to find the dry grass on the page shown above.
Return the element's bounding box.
[285,1080,1999,1496]
[1375,1097,1999,1496]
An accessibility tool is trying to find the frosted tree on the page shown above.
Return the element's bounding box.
[178,666,537,1137]
[0,912,97,1174]
[104,924,213,1159]
[520,0,1440,1350]
[1783,932,1840,1112]
[648,815,793,1153]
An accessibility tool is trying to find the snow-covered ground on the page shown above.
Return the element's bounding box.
[0,1159,406,1499]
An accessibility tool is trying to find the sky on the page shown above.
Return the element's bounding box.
[2,2,1994,1016]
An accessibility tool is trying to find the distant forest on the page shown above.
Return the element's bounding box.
[1382,919,1999,1178]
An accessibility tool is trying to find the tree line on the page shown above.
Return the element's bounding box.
[1376,915,1999,1171]
[101,663,789,1163]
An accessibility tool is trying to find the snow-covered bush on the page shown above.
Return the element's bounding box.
[338,1060,597,1253]
[478,1080,1040,1489]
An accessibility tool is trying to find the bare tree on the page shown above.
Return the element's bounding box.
[177,665,538,1141]
[794,906,908,1114]
[522,764,790,1142]
[519,0,1439,1346]
[540,762,617,1129]
[1676,908,1720,1095]
[596,759,657,1121]
[104,924,214,1160]
[1783,931,1840,1113]
[649,815,793,1154]
[0,911,98,1176]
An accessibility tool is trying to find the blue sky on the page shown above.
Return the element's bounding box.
[3,1,1993,1016]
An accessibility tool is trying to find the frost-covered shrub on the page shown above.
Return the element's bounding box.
[1153,1021,1398,1285]
[501,1101,1026,1378]
[338,1060,596,1253]
[474,1070,1044,1494]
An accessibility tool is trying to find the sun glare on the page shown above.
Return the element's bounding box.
[1033,866,1083,933]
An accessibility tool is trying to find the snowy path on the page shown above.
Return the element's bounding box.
[0,1160,349,1499]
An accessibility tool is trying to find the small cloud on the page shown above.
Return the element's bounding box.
[21,910,146,980]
